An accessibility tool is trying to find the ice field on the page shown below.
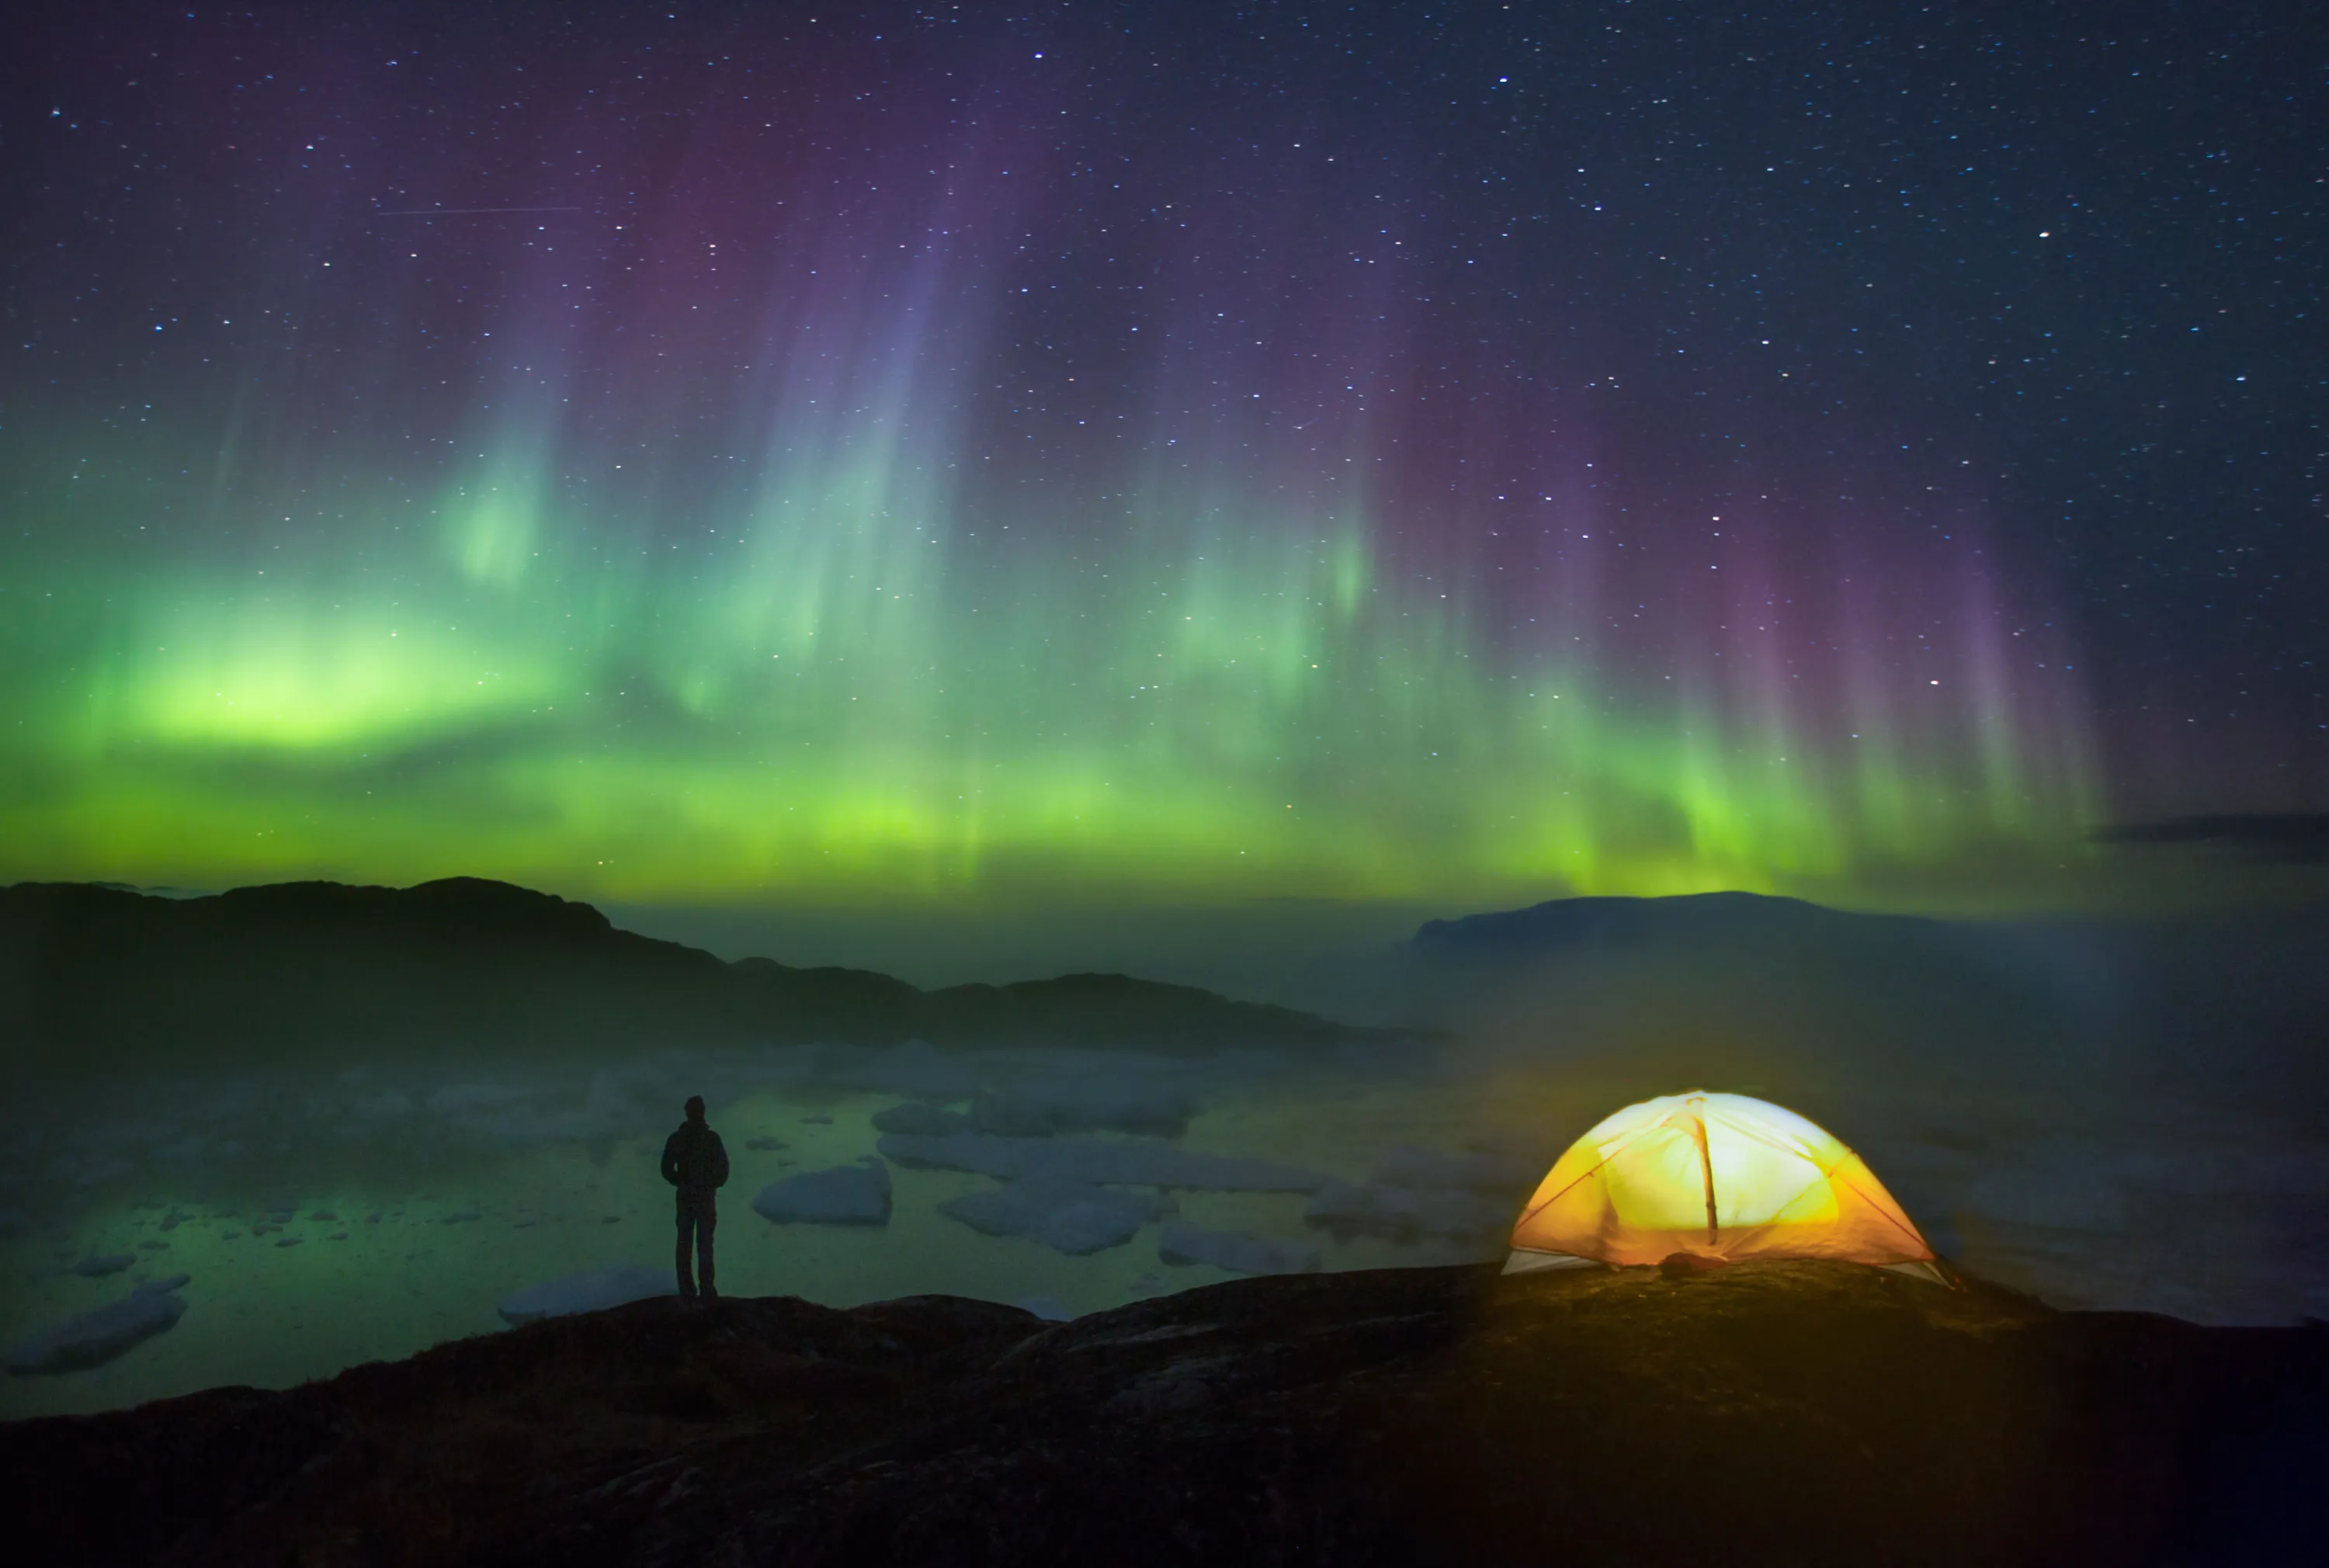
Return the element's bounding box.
[6,1034,2326,1419]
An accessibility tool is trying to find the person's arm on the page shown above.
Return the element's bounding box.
[711,1134,730,1188]
[660,1130,682,1186]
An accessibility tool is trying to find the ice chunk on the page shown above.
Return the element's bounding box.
[425,1081,529,1115]
[5,1276,189,1374]
[744,1135,790,1151]
[1158,1221,1322,1276]
[73,1157,137,1187]
[878,1133,1325,1193]
[1963,1165,2129,1231]
[871,1102,970,1137]
[1367,1144,1539,1194]
[939,1180,1163,1254]
[970,1084,1196,1139]
[751,1158,893,1226]
[812,1039,981,1101]
[1303,1180,1509,1241]
[497,1264,675,1325]
[71,1253,134,1278]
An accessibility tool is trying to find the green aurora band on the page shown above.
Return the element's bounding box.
[0,45,2109,914]
[1,408,2099,910]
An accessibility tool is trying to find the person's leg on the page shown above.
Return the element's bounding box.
[696,1201,717,1299]
[674,1195,699,1297]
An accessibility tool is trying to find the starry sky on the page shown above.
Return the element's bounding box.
[2,0,2321,914]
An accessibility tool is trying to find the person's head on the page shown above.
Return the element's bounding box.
[684,1094,706,1122]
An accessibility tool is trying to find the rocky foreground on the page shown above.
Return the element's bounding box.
[4,1261,2322,1566]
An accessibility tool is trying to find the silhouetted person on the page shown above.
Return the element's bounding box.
[661,1094,729,1300]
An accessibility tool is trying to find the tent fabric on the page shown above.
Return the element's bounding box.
[1505,1091,1938,1274]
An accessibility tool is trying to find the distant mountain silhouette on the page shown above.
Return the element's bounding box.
[1409,890,1932,956]
[0,879,1405,1081]
[2095,812,2329,862]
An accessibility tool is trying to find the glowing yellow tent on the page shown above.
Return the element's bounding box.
[1504,1091,1945,1282]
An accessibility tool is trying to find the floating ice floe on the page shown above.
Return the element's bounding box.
[939,1180,1164,1254]
[1962,1164,2129,1231]
[809,1039,981,1101]
[1366,1143,1539,1194]
[1158,1221,1322,1276]
[71,1254,134,1278]
[497,1264,674,1325]
[877,1133,1326,1193]
[871,1102,970,1137]
[752,1157,893,1225]
[1303,1180,1510,1242]
[5,1275,191,1375]
[969,1083,1197,1139]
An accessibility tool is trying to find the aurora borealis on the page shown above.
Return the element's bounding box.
[5,2,2322,913]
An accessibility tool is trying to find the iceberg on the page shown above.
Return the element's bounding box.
[5,1276,191,1375]
[1158,1221,1322,1275]
[752,1158,894,1225]
[939,1180,1164,1255]
[497,1264,674,1325]
[878,1133,1324,1193]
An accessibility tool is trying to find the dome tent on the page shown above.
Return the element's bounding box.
[1505,1091,1946,1283]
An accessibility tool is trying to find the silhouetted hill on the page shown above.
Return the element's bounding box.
[1383,890,2104,1103]
[2,1260,2318,1566]
[1410,889,1932,956]
[0,879,1404,1081]
[1391,890,2329,1105]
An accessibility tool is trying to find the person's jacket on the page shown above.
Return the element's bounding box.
[661,1120,730,1193]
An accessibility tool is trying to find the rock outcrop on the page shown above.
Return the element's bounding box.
[1,1259,2320,1565]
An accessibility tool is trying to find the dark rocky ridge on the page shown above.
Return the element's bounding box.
[0,879,1411,1081]
[2,1260,2318,1566]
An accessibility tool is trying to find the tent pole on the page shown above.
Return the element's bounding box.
[1695,1110,1719,1245]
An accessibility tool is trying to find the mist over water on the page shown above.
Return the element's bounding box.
[6,893,2324,1420]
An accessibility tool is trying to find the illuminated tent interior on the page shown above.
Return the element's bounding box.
[1504,1092,1943,1282]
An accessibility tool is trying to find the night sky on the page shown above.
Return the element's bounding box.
[5,1,2322,913]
